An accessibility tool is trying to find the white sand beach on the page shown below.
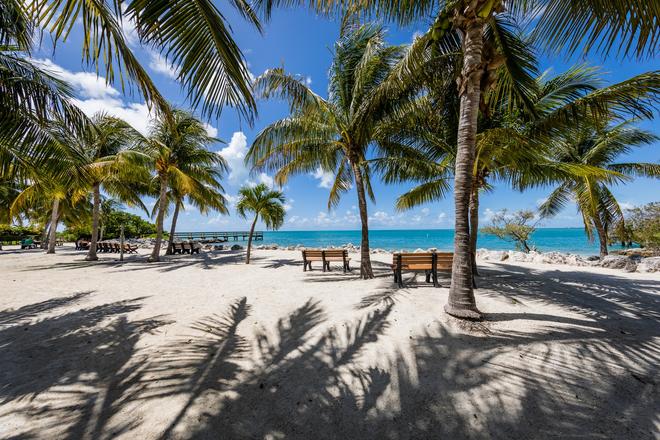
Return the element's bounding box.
[1,245,659,439]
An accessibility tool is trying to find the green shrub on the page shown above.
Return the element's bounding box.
[0,224,41,241]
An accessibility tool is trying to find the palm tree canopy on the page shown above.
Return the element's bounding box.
[257,1,658,59]
[144,109,229,214]
[29,0,261,120]
[236,183,286,230]
[539,120,659,239]
[248,23,420,208]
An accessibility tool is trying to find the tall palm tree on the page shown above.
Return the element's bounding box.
[256,0,659,318]
[540,121,659,257]
[248,23,415,279]
[164,164,229,255]
[236,183,285,264]
[377,64,659,279]
[55,113,148,261]
[142,109,225,262]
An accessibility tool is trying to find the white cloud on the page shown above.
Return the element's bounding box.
[148,51,180,80]
[312,167,335,189]
[483,208,496,221]
[203,123,218,138]
[34,59,217,138]
[219,132,250,184]
[619,201,636,210]
[35,58,120,99]
[435,212,448,223]
[421,207,430,216]
[304,76,312,86]
[283,198,294,212]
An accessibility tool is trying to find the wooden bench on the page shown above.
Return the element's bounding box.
[391,252,453,288]
[302,249,351,273]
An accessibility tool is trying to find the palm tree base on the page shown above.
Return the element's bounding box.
[84,255,99,261]
[444,303,482,320]
[147,255,160,263]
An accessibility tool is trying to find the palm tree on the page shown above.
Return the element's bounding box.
[236,183,285,264]
[540,121,659,257]
[55,113,148,260]
[24,0,264,121]
[248,23,414,279]
[256,0,658,318]
[164,166,229,255]
[142,109,225,262]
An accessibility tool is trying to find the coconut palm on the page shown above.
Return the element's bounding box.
[23,0,264,121]
[163,164,229,255]
[377,63,659,279]
[54,113,148,260]
[540,121,659,257]
[142,109,225,262]
[256,0,658,318]
[236,183,285,264]
[248,23,417,279]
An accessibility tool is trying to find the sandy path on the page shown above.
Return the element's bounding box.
[1,245,658,439]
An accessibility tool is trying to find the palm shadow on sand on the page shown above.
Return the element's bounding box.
[2,264,658,439]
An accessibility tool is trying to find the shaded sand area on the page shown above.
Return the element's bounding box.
[1,245,659,439]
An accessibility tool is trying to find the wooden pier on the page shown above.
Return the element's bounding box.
[173,231,264,242]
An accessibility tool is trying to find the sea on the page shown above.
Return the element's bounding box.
[218,228,631,256]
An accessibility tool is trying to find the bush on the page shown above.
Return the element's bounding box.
[625,202,660,249]
[481,209,538,253]
[0,224,41,241]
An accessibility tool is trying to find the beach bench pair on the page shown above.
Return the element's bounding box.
[98,242,138,253]
[301,249,351,273]
[170,242,201,255]
[391,252,453,288]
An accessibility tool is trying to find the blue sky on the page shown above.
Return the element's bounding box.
[35,6,659,231]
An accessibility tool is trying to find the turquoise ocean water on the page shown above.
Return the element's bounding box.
[230,228,630,256]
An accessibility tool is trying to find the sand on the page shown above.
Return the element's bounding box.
[0,245,658,439]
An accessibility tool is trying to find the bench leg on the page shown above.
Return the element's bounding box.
[433,269,439,288]
[303,260,307,271]
[425,271,431,283]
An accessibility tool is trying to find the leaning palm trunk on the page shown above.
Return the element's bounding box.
[166,200,181,255]
[593,216,609,258]
[245,216,258,264]
[47,198,60,254]
[469,185,480,278]
[352,162,374,279]
[40,219,51,249]
[149,176,169,262]
[86,183,101,261]
[445,20,484,320]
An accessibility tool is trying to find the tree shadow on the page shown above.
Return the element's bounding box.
[0,291,92,327]
[0,293,172,440]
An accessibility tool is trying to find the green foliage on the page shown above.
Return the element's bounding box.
[482,209,538,253]
[0,224,41,241]
[624,202,660,249]
[236,183,286,230]
[63,209,157,239]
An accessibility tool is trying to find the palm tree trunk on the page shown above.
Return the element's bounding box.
[351,161,374,279]
[593,216,609,257]
[149,175,169,262]
[166,199,181,255]
[469,184,480,277]
[40,219,51,250]
[445,18,485,320]
[99,225,105,242]
[47,198,59,254]
[246,216,258,264]
[86,183,101,261]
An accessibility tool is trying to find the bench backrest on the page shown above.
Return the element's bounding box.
[393,252,453,269]
[182,242,192,250]
[302,249,323,258]
[323,249,348,258]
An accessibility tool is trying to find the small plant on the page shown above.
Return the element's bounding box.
[482,209,538,253]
